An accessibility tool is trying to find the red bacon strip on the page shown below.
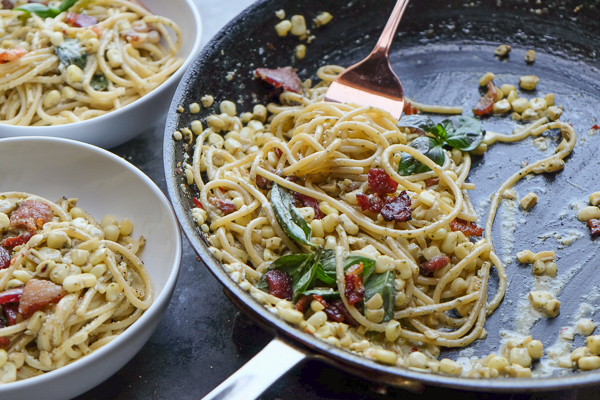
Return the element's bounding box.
[293,192,323,219]
[473,81,497,117]
[255,175,273,191]
[403,101,418,116]
[0,47,27,64]
[368,168,398,195]
[420,254,451,275]
[0,288,23,305]
[255,67,303,94]
[10,200,53,232]
[344,274,364,306]
[424,177,440,187]
[2,232,32,249]
[313,295,358,327]
[0,247,10,270]
[380,191,412,222]
[66,12,98,28]
[3,303,19,326]
[208,197,236,215]
[588,219,600,237]
[265,270,293,301]
[18,279,67,318]
[450,218,484,237]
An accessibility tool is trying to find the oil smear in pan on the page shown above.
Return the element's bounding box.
[173,13,600,378]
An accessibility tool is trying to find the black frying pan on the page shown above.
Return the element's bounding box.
[164,0,600,396]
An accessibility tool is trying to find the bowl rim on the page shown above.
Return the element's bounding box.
[0,136,182,392]
[0,0,203,133]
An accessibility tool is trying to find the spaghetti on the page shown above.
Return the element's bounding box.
[189,65,576,374]
[0,0,182,126]
[0,192,152,382]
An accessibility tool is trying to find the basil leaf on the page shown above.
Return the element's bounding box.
[318,250,376,284]
[444,116,485,152]
[343,255,376,283]
[256,253,312,292]
[293,249,323,301]
[15,4,61,18]
[397,136,445,176]
[301,288,339,299]
[363,271,396,322]
[55,39,87,70]
[59,0,80,12]
[270,183,316,248]
[397,115,437,135]
[90,73,109,91]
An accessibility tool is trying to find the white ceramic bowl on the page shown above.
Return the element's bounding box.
[0,137,182,400]
[0,0,202,149]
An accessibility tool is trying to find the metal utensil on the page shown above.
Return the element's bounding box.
[324,0,409,119]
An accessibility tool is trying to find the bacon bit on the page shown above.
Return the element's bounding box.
[1,0,15,10]
[0,47,27,64]
[424,177,440,187]
[380,191,412,222]
[420,254,451,275]
[293,192,323,219]
[274,148,283,158]
[255,67,303,94]
[256,175,273,191]
[265,270,293,301]
[208,197,236,215]
[294,294,314,312]
[10,200,53,232]
[344,274,365,306]
[591,124,600,130]
[403,101,419,116]
[326,299,359,326]
[66,12,98,28]
[91,25,104,37]
[3,303,19,326]
[368,168,398,195]
[346,262,363,276]
[0,288,23,305]
[1,232,32,249]
[588,219,600,237]
[0,247,10,270]
[356,193,385,213]
[449,218,484,237]
[0,337,9,347]
[473,81,497,117]
[18,279,66,318]
[192,197,204,209]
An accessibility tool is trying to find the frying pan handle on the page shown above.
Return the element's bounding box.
[201,338,307,400]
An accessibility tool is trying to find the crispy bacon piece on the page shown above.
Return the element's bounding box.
[420,255,451,275]
[10,200,53,232]
[592,124,600,130]
[380,191,412,222]
[403,101,418,116]
[473,81,497,117]
[294,294,313,312]
[0,247,10,270]
[0,47,27,64]
[274,148,283,158]
[265,270,293,301]
[66,12,98,28]
[424,177,440,187]
[18,279,66,318]
[0,288,23,305]
[313,295,358,326]
[256,175,273,191]
[368,168,398,195]
[346,262,363,276]
[0,337,9,347]
[3,303,19,326]
[2,232,32,249]
[208,197,236,215]
[1,0,15,10]
[356,192,385,213]
[344,274,364,306]
[192,197,204,209]
[450,218,484,237]
[255,67,303,94]
[293,192,323,219]
[588,219,600,237]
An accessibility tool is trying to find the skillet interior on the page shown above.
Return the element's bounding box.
[164,0,600,391]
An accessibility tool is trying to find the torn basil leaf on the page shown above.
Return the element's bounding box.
[16,0,79,18]
[396,114,437,135]
[90,73,109,91]
[363,270,396,322]
[397,136,445,176]
[55,39,87,70]
[256,253,314,293]
[443,116,485,152]
[270,183,316,248]
[318,250,376,285]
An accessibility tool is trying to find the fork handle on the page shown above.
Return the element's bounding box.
[373,0,410,57]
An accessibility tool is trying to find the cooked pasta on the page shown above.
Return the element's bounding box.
[0,192,152,382]
[0,0,182,126]
[187,65,576,375]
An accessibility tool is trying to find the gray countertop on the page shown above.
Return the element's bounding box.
[74,1,600,399]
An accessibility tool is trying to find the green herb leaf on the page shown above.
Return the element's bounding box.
[256,253,313,292]
[397,115,437,135]
[15,3,61,18]
[55,39,87,70]
[397,136,445,176]
[90,73,109,91]
[443,116,485,151]
[317,249,377,285]
[363,271,396,322]
[343,255,376,283]
[59,0,80,12]
[270,183,316,248]
[293,248,323,301]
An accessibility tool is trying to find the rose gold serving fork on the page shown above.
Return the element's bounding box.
[324,0,409,120]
